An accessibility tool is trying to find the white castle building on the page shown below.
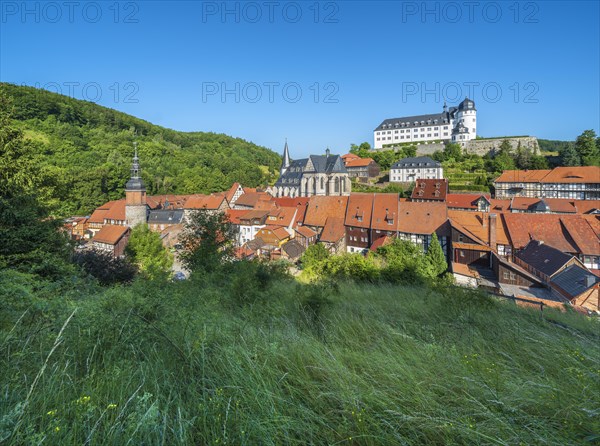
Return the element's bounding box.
[373,98,477,149]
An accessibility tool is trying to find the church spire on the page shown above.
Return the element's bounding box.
[281,139,291,175]
[126,141,145,191]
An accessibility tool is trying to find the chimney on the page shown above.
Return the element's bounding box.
[489,213,497,251]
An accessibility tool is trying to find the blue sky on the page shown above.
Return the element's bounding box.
[1,1,599,157]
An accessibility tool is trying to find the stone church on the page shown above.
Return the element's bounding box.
[268,142,351,198]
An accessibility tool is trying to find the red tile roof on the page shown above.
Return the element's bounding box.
[273,197,310,223]
[370,235,393,251]
[341,153,360,161]
[446,193,490,210]
[235,192,273,208]
[494,169,552,183]
[225,209,249,225]
[411,179,448,201]
[104,199,126,221]
[541,166,600,184]
[304,196,349,228]
[503,213,600,255]
[371,193,400,231]
[185,193,227,210]
[89,200,116,224]
[510,197,577,213]
[345,193,375,228]
[93,224,129,245]
[225,183,241,203]
[397,202,448,235]
[295,225,318,238]
[345,157,375,167]
[449,210,511,246]
[319,217,346,243]
[265,206,297,228]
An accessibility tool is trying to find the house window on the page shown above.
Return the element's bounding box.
[503,272,509,280]
[460,251,465,257]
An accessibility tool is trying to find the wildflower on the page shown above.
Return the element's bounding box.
[54,426,60,432]
[76,396,91,404]
[47,410,57,416]
[107,403,117,410]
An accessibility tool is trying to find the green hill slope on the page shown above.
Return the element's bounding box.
[0,83,281,216]
[1,270,598,445]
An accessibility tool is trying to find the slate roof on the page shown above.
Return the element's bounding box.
[282,239,305,259]
[275,154,348,187]
[391,156,441,169]
[515,240,574,277]
[148,209,184,225]
[550,264,599,299]
[245,237,265,251]
[375,111,453,132]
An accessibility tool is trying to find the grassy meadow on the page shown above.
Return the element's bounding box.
[1,267,599,446]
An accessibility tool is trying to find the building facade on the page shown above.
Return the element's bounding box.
[373,98,477,149]
[269,142,351,198]
[390,156,443,183]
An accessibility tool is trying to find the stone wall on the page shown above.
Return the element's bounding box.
[412,137,539,157]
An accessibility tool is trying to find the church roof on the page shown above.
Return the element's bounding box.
[275,154,348,187]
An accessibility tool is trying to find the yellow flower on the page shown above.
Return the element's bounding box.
[47,410,56,416]
[107,403,117,410]
[54,426,60,432]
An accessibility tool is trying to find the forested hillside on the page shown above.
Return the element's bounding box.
[0,83,281,216]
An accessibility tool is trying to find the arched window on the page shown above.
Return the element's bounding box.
[335,177,340,193]
[341,178,345,193]
[320,177,324,190]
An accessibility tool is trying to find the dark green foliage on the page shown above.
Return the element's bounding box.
[125,225,173,279]
[300,243,330,271]
[72,250,137,285]
[0,83,281,216]
[574,129,600,166]
[559,143,582,166]
[425,233,447,277]
[179,211,237,274]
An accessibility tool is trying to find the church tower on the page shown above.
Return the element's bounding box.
[280,139,291,176]
[125,142,147,227]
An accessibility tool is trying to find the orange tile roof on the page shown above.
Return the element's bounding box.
[345,193,375,228]
[490,199,511,212]
[451,262,478,277]
[225,209,249,225]
[295,225,318,238]
[104,199,126,221]
[541,166,600,184]
[273,197,310,223]
[447,193,490,209]
[371,193,400,231]
[235,192,273,208]
[341,153,360,160]
[265,206,297,228]
[260,225,290,241]
[319,217,346,243]
[503,213,599,255]
[448,210,510,246]
[185,193,227,210]
[345,158,375,167]
[411,179,448,201]
[510,197,577,213]
[225,183,241,203]
[89,200,116,224]
[147,194,193,210]
[93,224,129,245]
[397,202,448,235]
[494,169,552,183]
[575,200,600,214]
[370,235,393,251]
[452,242,492,251]
[304,196,349,228]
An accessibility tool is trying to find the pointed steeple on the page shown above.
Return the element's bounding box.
[443,101,448,113]
[280,139,291,175]
[126,141,145,191]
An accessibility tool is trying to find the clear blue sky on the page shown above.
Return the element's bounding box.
[1,1,599,157]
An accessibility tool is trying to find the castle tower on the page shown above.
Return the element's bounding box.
[455,97,477,141]
[125,142,147,227]
[280,139,291,176]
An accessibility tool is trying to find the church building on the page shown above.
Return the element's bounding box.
[268,141,351,198]
[125,142,148,227]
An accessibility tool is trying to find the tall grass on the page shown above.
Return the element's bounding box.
[1,272,599,445]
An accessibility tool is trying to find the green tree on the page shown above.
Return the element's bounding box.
[492,150,516,172]
[180,211,236,273]
[125,225,173,279]
[301,243,330,271]
[559,143,581,166]
[425,233,447,277]
[0,90,72,278]
[498,139,512,155]
[574,129,600,166]
[443,143,463,161]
